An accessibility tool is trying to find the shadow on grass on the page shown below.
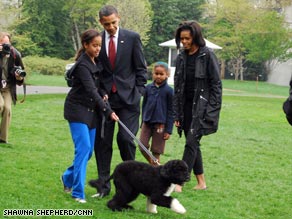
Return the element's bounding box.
[0,143,13,149]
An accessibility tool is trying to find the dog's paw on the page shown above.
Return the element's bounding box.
[170,198,186,214]
[146,197,158,214]
[124,204,134,210]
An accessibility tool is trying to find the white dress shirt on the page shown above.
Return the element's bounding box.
[105,28,119,57]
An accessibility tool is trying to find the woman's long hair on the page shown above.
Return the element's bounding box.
[175,20,205,49]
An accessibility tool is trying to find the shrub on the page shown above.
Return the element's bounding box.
[22,56,74,76]
[147,63,156,80]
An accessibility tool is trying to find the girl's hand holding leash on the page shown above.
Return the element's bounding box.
[110,112,119,122]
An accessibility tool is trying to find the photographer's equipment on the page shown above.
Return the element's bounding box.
[18,84,26,103]
[12,66,26,103]
[13,66,26,77]
[0,45,26,103]
[1,80,7,88]
[0,43,11,55]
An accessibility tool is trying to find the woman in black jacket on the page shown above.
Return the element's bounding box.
[283,78,292,125]
[61,29,118,203]
[173,21,222,191]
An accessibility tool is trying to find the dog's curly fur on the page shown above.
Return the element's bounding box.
[90,159,190,214]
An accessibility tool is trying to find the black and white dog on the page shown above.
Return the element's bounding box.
[89,159,190,214]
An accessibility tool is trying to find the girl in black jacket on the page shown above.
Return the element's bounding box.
[173,21,222,191]
[62,29,118,203]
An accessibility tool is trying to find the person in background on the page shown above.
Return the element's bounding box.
[90,5,147,198]
[61,29,119,203]
[139,61,174,165]
[173,21,222,192]
[283,77,292,125]
[0,32,25,144]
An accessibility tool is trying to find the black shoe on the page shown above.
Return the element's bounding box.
[89,179,109,198]
[60,175,71,194]
[88,178,108,192]
[88,179,100,188]
[0,139,7,144]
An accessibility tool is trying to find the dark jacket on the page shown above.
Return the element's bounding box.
[283,79,292,125]
[98,28,147,106]
[64,52,112,129]
[0,46,24,104]
[142,81,174,134]
[173,46,222,137]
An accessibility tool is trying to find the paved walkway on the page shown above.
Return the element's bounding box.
[17,85,70,95]
[16,85,286,99]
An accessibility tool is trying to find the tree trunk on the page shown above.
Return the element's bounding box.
[70,21,81,52]
[220,59,225,79]
[234,59,239,80]
[71,31,77,52]
[239,57,244,81]
[76,23,81,50]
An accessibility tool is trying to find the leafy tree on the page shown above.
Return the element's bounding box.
[63,0,106,52]
[203,0,292,80]
[242,10,292,71]
[144,0,205,65]
[105,0,153,45]
[0,0,22,31]
[252,0,292,11]
[13,0,151,59]
[14,0,74,59]
[12,0,106,59]
[203,0,252,80]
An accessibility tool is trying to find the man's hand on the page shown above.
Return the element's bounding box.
[174,121,180,127]
[163,133,170,140]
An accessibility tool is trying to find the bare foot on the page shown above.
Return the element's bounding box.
[193,185,207,190]
[174,185,182,193]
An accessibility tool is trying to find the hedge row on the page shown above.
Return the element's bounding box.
[22,56,74,76]
[22,55,154,79]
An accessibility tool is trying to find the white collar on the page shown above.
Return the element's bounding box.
[105,27,120,39]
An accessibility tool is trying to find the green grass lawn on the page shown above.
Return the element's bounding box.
[0,78,291,219]
[25,73,68,87]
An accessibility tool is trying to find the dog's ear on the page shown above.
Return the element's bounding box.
[160,160,190,183]
[160,160,181,179]
[160,165,170,179]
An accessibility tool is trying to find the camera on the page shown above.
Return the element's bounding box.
[13,66,26,77]
[0,43,11,55]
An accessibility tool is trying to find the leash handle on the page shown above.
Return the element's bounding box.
[117,119,159,165]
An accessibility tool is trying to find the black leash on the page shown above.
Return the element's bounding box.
[117,120,178,196]
[117,119,160,165]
